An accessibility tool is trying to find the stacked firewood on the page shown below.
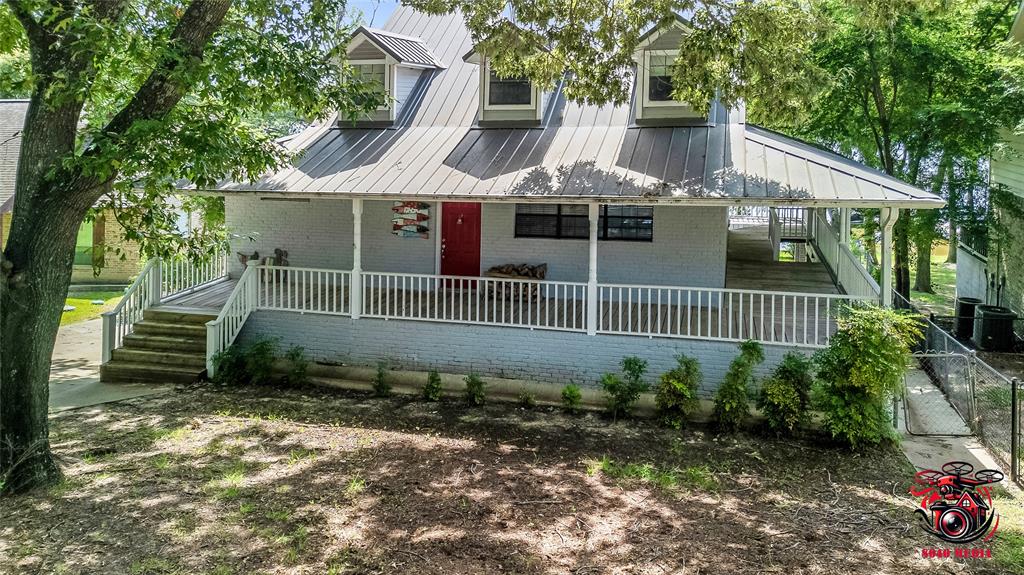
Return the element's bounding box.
[484,263,547,300]
[484,263,548,280]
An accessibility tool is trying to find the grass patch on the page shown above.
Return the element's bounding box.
[62,290,123,326]
[909,250,956,316]
[993,493,1024,574]
[344,475,366,498]
[587,457,719,492]
[128,557,180,575]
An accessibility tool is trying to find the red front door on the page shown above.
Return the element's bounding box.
[441,202,481,276]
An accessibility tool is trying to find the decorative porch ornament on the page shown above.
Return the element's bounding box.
[392,201,430,238]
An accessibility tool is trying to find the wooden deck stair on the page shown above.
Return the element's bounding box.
[100,307,217,384]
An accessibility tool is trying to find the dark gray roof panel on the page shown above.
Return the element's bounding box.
[352,27,446,68]
[211,7,942,208]
[0,100,28,213]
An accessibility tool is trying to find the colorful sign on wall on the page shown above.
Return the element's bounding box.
[392,201,430,238]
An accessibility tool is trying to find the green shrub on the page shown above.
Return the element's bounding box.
[757,352,814,436]
[601,356,649,420]
[464,373,486,405]
[372,362,391,397]
[423,369,443,401]
[814,305,921,448]
[655,354,702,429]
[517,391,536,408]
[561,383,583,413]
[283,346,309,387]
[713,340,764,432]
[212,338,279,386]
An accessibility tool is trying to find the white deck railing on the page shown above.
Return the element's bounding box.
[811,210,880,300]
[728,206,770,228]
[101,259,159,363]
[161,251,229,300]
[597,284,867,347]
[772,207,808,239]
[101,250,229,363]
[361,271,588,331]
[202,266,873,373]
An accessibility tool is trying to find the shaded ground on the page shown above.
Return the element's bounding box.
[910,249,956,317]
[2,384,1022,574]
[62,290,123,326]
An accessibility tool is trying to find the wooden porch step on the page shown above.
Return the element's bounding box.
[122,333,206,353]
[111,348,206,369]
[133,320,208,339]
[99,361,203,385]
[144,307,218,325]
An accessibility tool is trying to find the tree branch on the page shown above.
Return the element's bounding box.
[5,0,49,51]
[100,0,232,138]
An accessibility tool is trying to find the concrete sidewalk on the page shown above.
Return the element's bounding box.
[898,368,1010,482]
[49,318,171,411]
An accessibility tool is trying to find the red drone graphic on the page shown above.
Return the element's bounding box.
[910,461,1003,544]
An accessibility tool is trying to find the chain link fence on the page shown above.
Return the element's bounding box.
[893,291,1022,485]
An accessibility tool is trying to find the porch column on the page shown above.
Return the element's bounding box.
[351,198,363,319]
[839,208,851,246]
[880,207,899,307]
[587,202,599,336]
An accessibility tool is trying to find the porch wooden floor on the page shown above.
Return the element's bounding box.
[725,226,839,294]
[163,278,838,346]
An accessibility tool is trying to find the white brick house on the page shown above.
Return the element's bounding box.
[100,8,943,390]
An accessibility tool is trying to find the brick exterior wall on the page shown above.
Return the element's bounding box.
[2,209,142,285]
[239,311,800,396]
[225,197,728,287]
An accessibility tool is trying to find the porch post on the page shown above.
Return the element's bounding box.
[839,208,851,246]
[351,198,363,319]
[587,202,599,336]
[880,207,899,307]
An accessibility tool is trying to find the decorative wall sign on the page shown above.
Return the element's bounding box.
[392,201,431,238]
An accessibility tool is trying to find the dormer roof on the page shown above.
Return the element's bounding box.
[348,26,446,69]
[636,13,689,50]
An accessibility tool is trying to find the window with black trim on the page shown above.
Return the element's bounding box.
[514,204,653,241]
[648,54,674,102]
[488,69,532,106]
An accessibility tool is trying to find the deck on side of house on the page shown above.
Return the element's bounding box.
[725,225,839,294]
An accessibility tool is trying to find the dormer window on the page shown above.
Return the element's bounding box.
[353,62,388,99]
[647,53,675,102]
[487,69,533,107]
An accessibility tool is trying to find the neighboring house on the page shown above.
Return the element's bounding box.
[956,3,1024,337]
[0,99,143,285]
[99,8,943,389]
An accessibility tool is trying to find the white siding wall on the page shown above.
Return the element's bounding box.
[225,197,728,288]
[394,67,421,118]
[955,246,989,302]
[993,132,1024,199]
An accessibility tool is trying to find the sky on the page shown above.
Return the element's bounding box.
[347,0,399,27]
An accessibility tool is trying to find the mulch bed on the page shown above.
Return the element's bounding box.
[0,383,1017,574]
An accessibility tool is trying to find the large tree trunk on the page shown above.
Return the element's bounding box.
[914,236,933,293]
[894,216,912,301]
[0,95,95,492]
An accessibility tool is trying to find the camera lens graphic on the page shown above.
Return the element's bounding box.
[938,508,972,541]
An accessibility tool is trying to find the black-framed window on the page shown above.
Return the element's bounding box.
[648,54,674,102]
[488,69,533,106]
[514,204,653,242]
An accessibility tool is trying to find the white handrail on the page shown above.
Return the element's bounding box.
[101,259,159,363]
[811,210,880,301]
[162,250,229,301]
[205,262,260,376]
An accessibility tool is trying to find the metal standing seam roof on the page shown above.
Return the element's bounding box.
[0,100,29,213]
[209,7,943,209]
[352,26,446,69]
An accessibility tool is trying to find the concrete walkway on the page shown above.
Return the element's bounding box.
[49,318,171,411]
[898,368,1009,480]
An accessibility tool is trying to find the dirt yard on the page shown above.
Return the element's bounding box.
[1,384,1021,575]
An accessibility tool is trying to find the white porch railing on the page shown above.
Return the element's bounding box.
[206,262,260,375]
[101,250,229,363]
[258,265,352,315]
[728,206,770,228]
[161,251,229,299]
[810,210,880,300]
[597,284,868,347]
[360,271,588,331]
[101,259,160,363]
[771,207,808,239]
